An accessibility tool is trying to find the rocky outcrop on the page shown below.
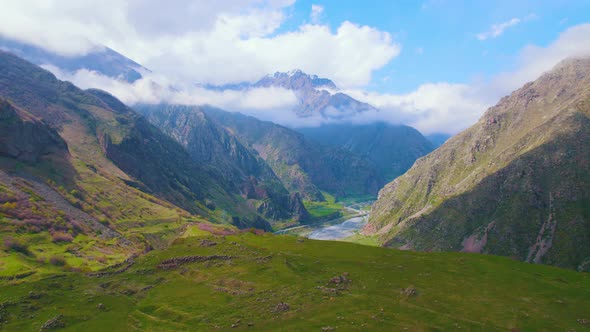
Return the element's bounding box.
[0,99,67,162]
[257,192,310,223]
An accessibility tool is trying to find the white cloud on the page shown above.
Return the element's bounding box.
[310,4,324,23]
[7,2,589,136]
[342,23,590,135]
[491,23,590,92]
[344,83,488,134]
[477,18,521,40]
[0,0,398,89]
[43,64,306,125]
[41,23,590,135]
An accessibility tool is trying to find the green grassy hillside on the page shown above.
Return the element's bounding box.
[1,228,589,331]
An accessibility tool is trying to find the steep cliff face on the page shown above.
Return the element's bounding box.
[368,57,590,270]
[136,104,310,222]
[0,99,67,162]
[201,106,384,200]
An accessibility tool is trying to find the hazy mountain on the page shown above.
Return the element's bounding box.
[137,104,310,222]
[368,57,590,270]
[200,107,384,201]
[297,123,434,182]
[0,37,145,82]
[425,133,451,147]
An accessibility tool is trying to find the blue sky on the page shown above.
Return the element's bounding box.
[282,0,590,93]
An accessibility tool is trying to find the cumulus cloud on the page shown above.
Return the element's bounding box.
[310,4,324,23]
[491,22,590,92]
[343,83,488,135]
[0,0,398,88]
[476,18,521,40]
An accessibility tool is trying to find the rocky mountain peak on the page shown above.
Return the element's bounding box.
[257,70,338,91]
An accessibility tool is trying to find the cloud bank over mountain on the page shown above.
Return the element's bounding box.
[0,0,399,88]
[3,2,589,134]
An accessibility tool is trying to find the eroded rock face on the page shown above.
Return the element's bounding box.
[0,99,67,162]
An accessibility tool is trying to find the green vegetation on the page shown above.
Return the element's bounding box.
[1,230,589,331]
[340,233,380,247]
[303,192,343,219]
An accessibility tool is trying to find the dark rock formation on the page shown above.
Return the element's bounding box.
[0,99,67,162]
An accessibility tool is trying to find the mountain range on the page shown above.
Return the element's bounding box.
[1,40,588,272]
[0,36,589,331]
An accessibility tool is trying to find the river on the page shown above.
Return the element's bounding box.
[307,215,368,240]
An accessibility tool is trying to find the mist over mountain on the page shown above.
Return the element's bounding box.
[221,69,377,119]
[0,36,146,82]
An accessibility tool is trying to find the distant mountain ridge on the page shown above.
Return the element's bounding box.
[297,123,434,182]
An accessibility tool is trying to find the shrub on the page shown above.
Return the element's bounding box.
[1,202,17,210]
[51,231,74,243]
[49,255,66,266]
[3,236,30,254]
[70,189,81,198]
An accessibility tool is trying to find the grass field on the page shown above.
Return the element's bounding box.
[303,192,345,219]
[1,228,589,331]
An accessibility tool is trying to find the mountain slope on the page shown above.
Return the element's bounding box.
[137,104,310,223]
[0,50,275,238]
[368,57,590,270]
[0,99,68,162]
[200,107,384,201]
[0,37,145,82]
[297,123,434,182]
